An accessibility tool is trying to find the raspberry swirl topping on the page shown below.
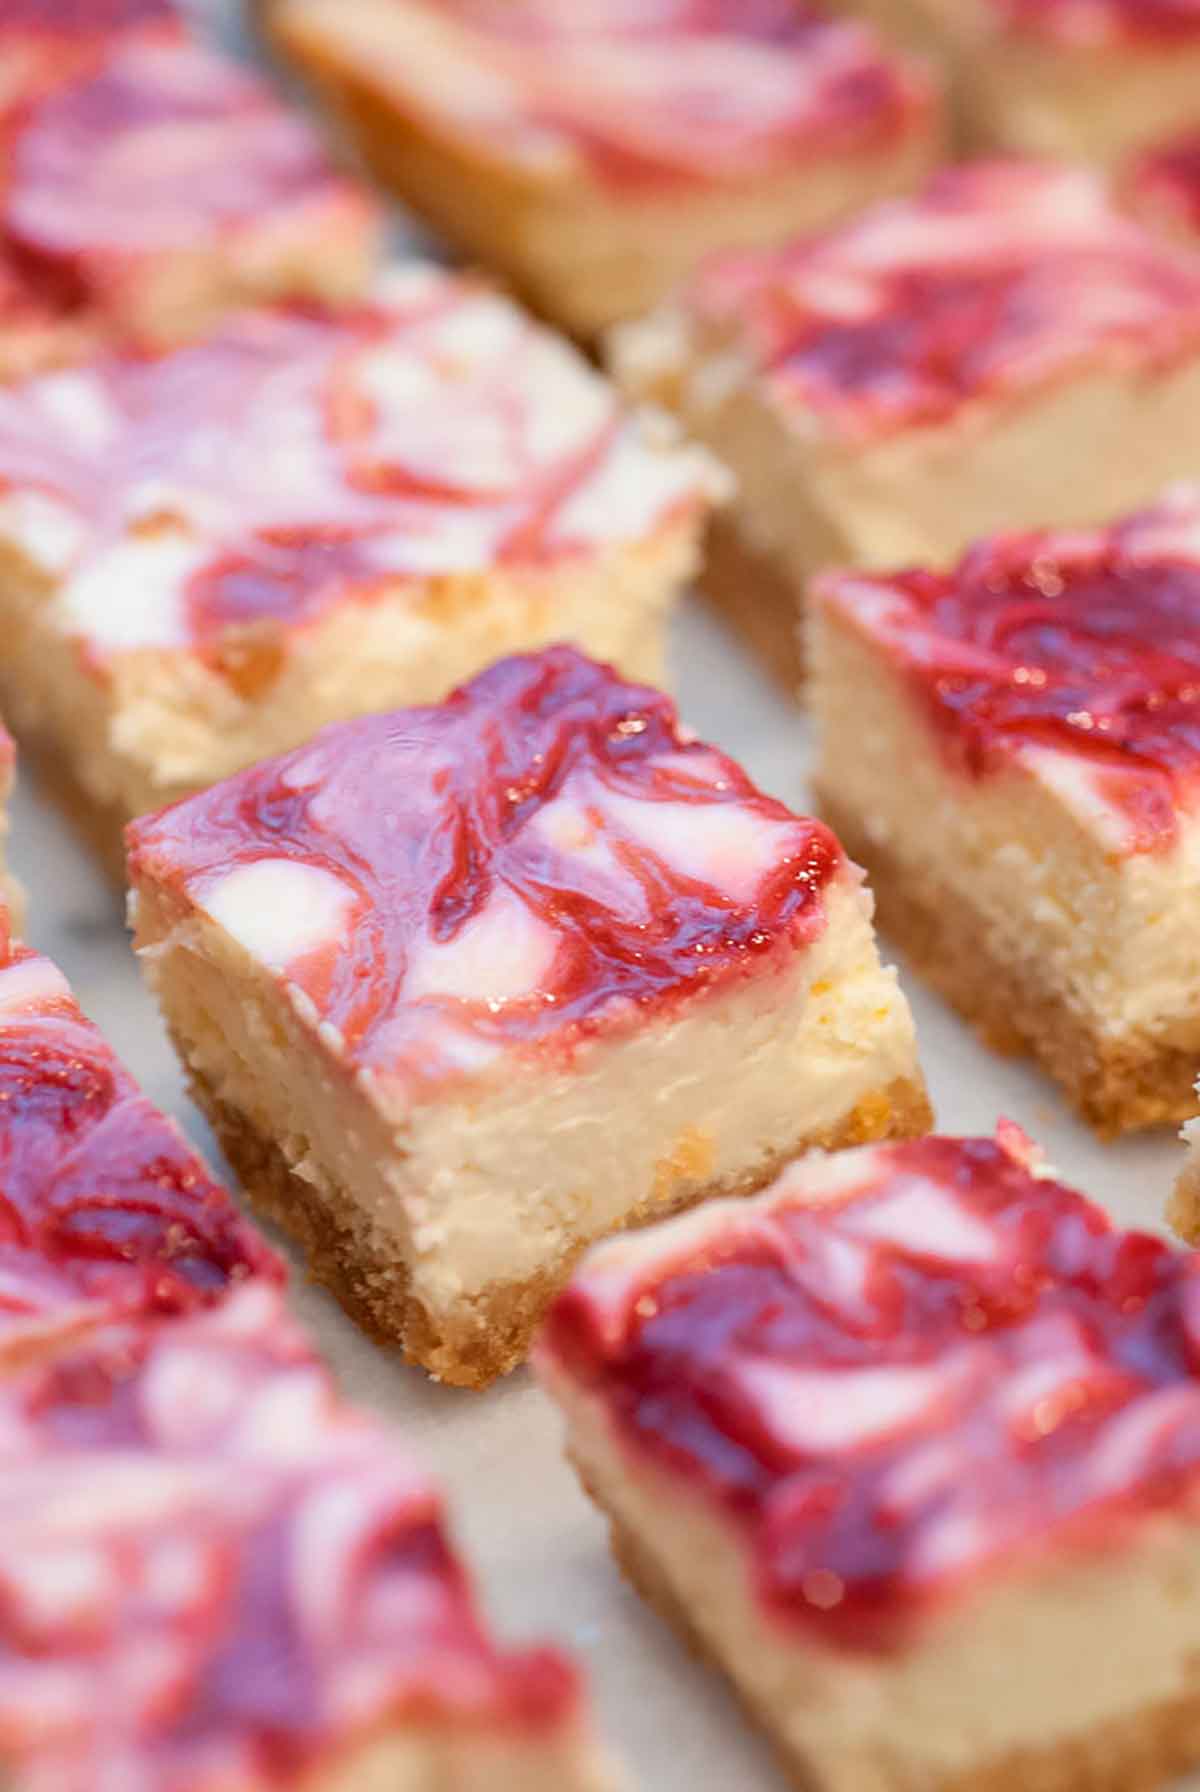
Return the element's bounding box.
[0,1285,583,1788]
[819,488,1200,852]
[543,1129,1200,1651]
[4,37,366,261]
[0,938,280,1362]
[0,269,713,667]
[127,647,844,1096]
[365,0,932,187]
[1127,129,1200,239]
[689,162,1200,442]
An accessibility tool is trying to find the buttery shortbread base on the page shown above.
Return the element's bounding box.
[546,1384,1200,1792]
[188,1058,930,1388]
[274,1,940,337]
[698,513,805,694]
[820,790,1200,1139]
[314,1721,621,1791]
[0,522,699,860]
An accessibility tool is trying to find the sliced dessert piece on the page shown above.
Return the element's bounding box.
[0,270,719,862]
[902,0,1200,167]
[0,1282,622,1791]
[0,925,280,1372]
[809,487,1200,1136]
[539,1125,1200,1792]
[0,32,379,354]
[615,161,1200,689]
[126,645,930,1388]
[268,0,943,337]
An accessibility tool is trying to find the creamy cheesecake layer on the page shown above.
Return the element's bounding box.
[128,646,927,1383]
[132,868,922,1322]
[614,164,1200,595]
[811,599,1200,1044]
[272,0,942,333]
[539,1130,1200,1790]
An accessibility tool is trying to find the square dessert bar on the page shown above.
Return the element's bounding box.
[268,0,944,337]
[126,646,930,1388]
[0,1283,622,1791]
[615,160,1200,691]
[0,923,280,1372]
[810,488,1200,1136]
[892,0,1200,167]
[0,30,379,357]
[0,269,719,862]
[539,1126,1200,1792]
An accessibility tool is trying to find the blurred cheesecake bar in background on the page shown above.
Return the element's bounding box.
[615,162,1200,689]
[0,923,279,1374]
[540,1126,1200,1792]
[0,20,379,369]
[888,0,1200,167]
[0,267,719,863]
[126,645,930,1388]
[266,0,944,337]
[810,488,1200,1135]
[0,1284,624,1792]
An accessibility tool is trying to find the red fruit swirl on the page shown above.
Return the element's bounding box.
[825,499,1200,850]
[545,1132,1200,1651]
[0,941,280,1359]
[0,1288,583,1786]
[127,647,843,1088]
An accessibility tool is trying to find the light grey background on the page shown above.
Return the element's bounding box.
[18,5,1192,1784]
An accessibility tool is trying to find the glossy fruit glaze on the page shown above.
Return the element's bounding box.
[127,646,845,1096]
[543,1128,1200,1651]
[0,934,280,1363]
[818,489,1200,851]
[0,1284,585,1787]
[687,162,1200,441]
[390,0,933,187]
[0,268,712,665]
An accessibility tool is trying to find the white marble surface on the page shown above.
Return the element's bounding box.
[11,597,1191,1792]
[13,3,1194,1784]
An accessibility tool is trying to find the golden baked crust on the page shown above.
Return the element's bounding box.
[820,789,1200,1139]
[597,1484,1200,1792]
[187,1058,931,1390]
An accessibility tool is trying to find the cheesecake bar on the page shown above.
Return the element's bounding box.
[0,31,379,354]
[810,486,1200,1136]
[539,1126,1200,1792]
[126,645,930,1388]
[268,0,943,337]
[0,925,279,1372]
[0,269,718,860]
[904,0,1200,167]
[615,161,1200,689]
[0,1283,621,1791]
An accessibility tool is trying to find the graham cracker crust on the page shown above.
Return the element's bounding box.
[600,1493,1200,1792]
[183,1056,930,1390]
[698,514,806,696]
[819,789,1200,1140]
